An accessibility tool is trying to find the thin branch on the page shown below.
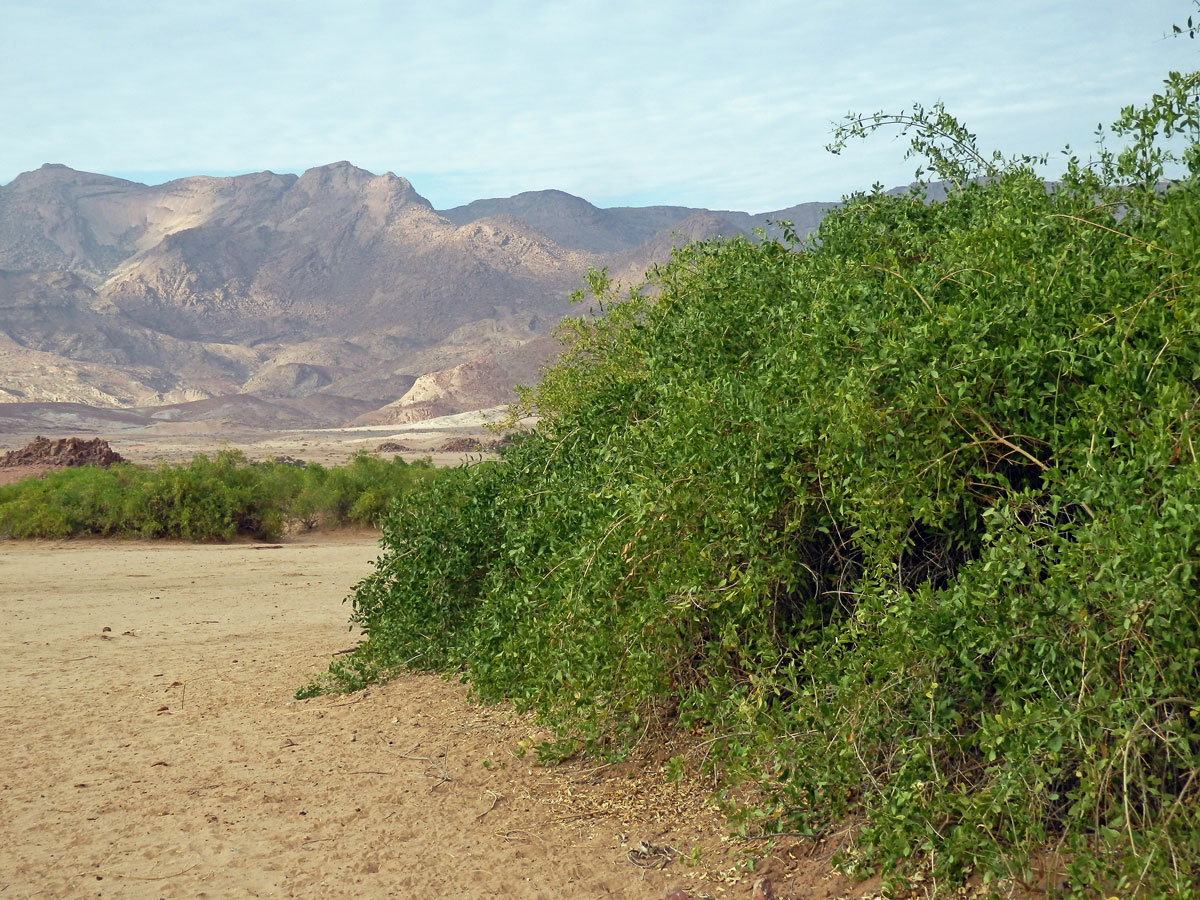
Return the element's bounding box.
[860,264,933,313]
[1048,214,1177,256]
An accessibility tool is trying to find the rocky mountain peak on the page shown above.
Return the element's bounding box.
[277,163,433,228]
[297,160,376,188]
[294,162,430,208]
[2,163,137,196]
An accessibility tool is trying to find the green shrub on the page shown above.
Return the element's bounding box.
[321,71,1200,897]
[0,465,137,537]
[0,448,439,541]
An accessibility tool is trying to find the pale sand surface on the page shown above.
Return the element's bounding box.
[0,535,868,900]
[0,430,486,471]
[0,535,871,900]
[0,407,522,471]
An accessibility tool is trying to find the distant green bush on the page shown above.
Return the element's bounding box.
[315,71,1200,897]
[0,448,437,541]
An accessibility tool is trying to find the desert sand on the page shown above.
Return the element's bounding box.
[0,407,520,474]
[0,533,873,900]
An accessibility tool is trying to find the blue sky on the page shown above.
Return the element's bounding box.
[3,1,1196,211]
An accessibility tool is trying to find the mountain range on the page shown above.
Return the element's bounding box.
[0,162,837,430]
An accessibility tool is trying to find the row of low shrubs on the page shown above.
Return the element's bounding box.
[309,72,1200,897]
[0,448,438,541]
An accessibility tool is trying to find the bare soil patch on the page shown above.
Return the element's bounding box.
[0,463,56,486]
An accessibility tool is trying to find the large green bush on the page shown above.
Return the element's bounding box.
[319,73,1199,896]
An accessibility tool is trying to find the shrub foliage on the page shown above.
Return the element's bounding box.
[0,449,435,541]
[320,74,1199,896]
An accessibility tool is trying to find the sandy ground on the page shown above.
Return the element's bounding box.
[0,534,874,900]
[0,407,521,472]
[0,419,497,486]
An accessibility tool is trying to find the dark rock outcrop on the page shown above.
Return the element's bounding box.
[0,435,124,469]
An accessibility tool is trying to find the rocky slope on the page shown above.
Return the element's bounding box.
[0,163,838,430]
